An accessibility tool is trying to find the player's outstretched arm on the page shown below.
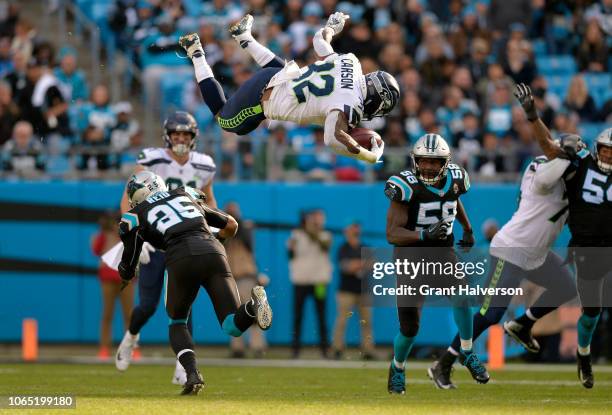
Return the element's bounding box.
[313,12,349,59]
[514,83,563,160]
[532,158,571,194]
[386,201,422,245]
[324,111,383,163]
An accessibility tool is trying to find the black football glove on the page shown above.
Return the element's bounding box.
[423,219,450,241]
[513,83,538,121]
[457,229,475,252]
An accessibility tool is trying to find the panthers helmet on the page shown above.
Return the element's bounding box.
[163,111,199,157]
[594,127,612,174]
[411,134,451,185]
[362,71,400,120]
[127,171,168,208]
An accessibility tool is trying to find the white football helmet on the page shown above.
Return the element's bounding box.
[594,127,612,174]
[127,171,168,208]
[411,133,451,185]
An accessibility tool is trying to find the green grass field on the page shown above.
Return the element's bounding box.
[1,363,611,414]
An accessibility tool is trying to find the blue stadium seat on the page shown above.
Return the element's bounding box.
[545,74,572,101]
[536,55,577,76]
[46,155,72,177]
[531,39,547,55]
[583,72,611,108]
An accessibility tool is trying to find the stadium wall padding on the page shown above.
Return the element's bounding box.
[0,180,569,350]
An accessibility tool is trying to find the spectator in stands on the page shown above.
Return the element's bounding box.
[332,220,376,360]
[288,209,332,358]
[475,132,506,176]
[0,80,19,145]
[0,36,11,77]
[531,75,558,126]
[91,210,134,360]
[336,18,379,59]
[455,111,482,172]
[288,2,322,57]
[298,127,335,182]
[110,101,139,153]
[500,37,535,86]
[484,81,513,138]
[200,0,243,38]
[78,84,116,170]
[576,19,609,73]
[466,37,491,102]
[1,120,44,176]
[139,14,191,116]
[564,75,598,122]
[254,124,298,180]
[54,46,89,103]
[26,55,71,139]
[9,18,35,60]
[0,1,19,38]
[436,85,478,144]
[3,50,30,114]
[224,201,268,358]
[488,0,531,36]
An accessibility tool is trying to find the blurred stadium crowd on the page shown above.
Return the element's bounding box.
[0,0,610,181]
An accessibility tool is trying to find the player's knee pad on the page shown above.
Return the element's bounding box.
[482,307,505,325]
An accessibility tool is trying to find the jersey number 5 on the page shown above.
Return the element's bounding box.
[147,196,203,234]
[292,62,334,103]
[582,169,612,204]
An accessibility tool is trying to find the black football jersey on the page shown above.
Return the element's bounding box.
[384,164,470,247]
[564,152,612,245]
[118,186,229,279]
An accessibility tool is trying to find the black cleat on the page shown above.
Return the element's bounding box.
[460,351,490,384]
[576,352,594,389]
[428,360,456,390]
[181,371,204,395]
[387,362,406,395]
[504,320,540,353]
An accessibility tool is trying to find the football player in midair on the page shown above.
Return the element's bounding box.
[116,111,216,386]
[384,134,488,394]
[119,171,272,395]
[429,135,581,389]
[516,82,612,388]
[179,12,400,164]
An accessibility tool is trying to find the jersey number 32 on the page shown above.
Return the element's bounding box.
[292,62,334,103]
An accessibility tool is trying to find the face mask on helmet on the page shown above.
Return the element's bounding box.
[413,156,449,185]
[168,132,194,157]
[595,128,612,175]
[596,143,612,174]
[363,71,400,120]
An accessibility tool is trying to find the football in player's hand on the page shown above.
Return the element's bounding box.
[349,128,383,150]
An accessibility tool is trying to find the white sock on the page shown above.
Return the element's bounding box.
[578,345,591,356]
[393,358,405,369]
[192,55,213,83]
[460,338,473,352]
[175,360,184,370]
[525,309,538,321]
[234,32,277,68]
[126,331,138,341]
[447,346,459,356]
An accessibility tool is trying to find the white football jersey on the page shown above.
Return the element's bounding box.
[136,147,215,191]
[264,53,365,128]
[490,157,568,270]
